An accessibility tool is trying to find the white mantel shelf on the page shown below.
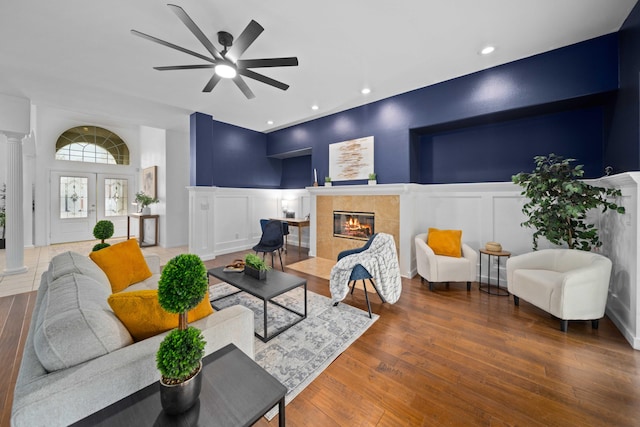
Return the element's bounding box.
[307,183,413,195]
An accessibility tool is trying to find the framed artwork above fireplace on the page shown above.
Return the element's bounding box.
[329,136,374,181]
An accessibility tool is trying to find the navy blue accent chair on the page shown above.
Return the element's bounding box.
[253,219,285,271]
[334,233,384,318]
[260,219,290,253]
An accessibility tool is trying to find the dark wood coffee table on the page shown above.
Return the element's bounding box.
[72,344,287,426]
[208,266,307,342]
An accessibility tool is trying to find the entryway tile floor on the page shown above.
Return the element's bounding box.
[0,238,188,298]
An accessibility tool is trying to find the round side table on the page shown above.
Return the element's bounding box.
[478,248,511,296]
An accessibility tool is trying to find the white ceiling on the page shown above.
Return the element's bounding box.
[0,1,637,134]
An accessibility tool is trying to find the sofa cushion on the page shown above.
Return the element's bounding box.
[48,251,111,290]
[427,228,462,258]
[511,269,564,312]
[89,239,152,292]
[33,273,133,372]
[108,289,214,341]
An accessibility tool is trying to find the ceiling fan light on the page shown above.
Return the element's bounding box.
[215,62,237,78]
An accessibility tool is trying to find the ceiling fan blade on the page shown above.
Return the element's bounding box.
[237,57,299,69]
[154,64,216,71]
[203,74,222,92]
[131,29,215,64]
[232,75,256,99]
[167,4,224,61]
[225,20,264,62]
[238,69,289,91]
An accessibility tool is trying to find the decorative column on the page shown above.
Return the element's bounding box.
[3,132,27,275]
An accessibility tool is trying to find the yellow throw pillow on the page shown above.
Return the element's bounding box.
[427,228,462,258]
[108,289,214,341]
[90,239,152,293]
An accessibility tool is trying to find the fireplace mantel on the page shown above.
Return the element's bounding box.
[307,183,413,196]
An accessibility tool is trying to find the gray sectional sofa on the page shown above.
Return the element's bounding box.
[11,251,254,427]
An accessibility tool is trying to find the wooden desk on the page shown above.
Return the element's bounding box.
[271,218,310,254]
[127,213,159,247]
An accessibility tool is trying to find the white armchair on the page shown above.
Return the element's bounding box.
[506,249,612,332]
[414,232,477,291]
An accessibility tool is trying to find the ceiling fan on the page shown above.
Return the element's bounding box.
[131,4,299,99]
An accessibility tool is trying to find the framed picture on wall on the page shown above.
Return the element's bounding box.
[142,166,157,199]
[329,136,374,181]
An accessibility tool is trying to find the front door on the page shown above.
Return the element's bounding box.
[50,172,132,244]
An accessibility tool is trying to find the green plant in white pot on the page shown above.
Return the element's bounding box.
[135,191,158,214]
[156,253,208,414]
[512,153,625,251]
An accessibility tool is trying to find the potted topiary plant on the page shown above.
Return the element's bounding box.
[512,153,625,251]
[368,173,377,185]
[92,220,114,251]
[156,253,208,414]
[244,253,271,280]
[324,176,332,187]
[135,191,159,215]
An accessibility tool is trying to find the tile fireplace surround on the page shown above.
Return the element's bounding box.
[316,195,399,260]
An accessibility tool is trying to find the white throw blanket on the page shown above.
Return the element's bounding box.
[330,233,402,304]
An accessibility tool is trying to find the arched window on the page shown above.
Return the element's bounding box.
[55,126,130,165]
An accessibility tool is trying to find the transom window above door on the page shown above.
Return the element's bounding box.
[55,126,130,165]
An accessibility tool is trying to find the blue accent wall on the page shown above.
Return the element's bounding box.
[191,31,633,187]
[281,155,312,188]
[266,34,619,184]
[418,106,606,183]
[190,112,282,188]
[608,2,640,172]
[190,112,213,186]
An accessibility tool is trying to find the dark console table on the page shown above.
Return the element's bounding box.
[208,266,307,342]
[127,213,159,247]
[72,344,287,426]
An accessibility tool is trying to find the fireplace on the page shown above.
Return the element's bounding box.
[333,211,375,241]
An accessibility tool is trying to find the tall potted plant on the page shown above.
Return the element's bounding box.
[156,253,208,414]
[512,153,625,251]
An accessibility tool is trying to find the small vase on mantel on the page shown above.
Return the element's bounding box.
[368,180,377,185]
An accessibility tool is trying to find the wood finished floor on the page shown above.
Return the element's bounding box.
[1,247,639,426]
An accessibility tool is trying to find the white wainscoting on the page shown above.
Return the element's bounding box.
[190,175,640,349]
[188,187,310,260]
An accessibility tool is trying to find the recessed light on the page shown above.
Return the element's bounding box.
[361,88,371,95]
[480,45,495,55]
[311,105,319,110]
[266,120,274,125]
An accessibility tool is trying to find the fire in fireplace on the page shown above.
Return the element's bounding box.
[333,211,375,241]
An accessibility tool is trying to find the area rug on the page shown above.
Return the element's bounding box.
[209,282,379,419]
